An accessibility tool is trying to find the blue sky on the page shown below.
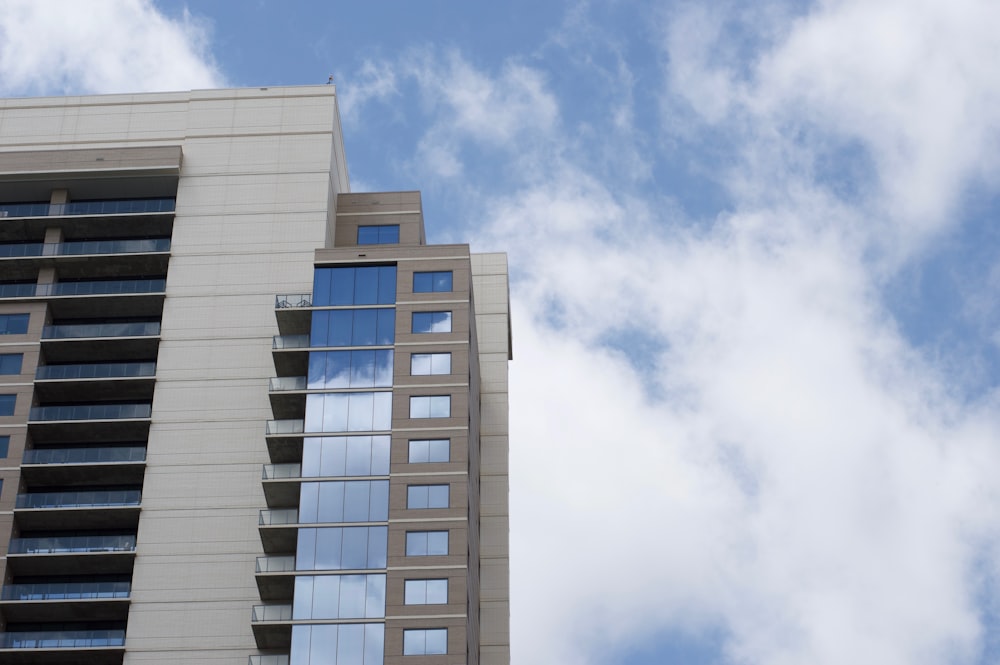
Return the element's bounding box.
[3,1,1000,664]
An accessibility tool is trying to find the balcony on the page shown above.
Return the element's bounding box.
[249,656,289,665]
[43,322,160,339]
[255,555,296,601]
[0,238,169,261]
[268,377,306,421]
[34,362,157,404]
[274,293,312,336]
[20,446,147,485]
[251,604,292,650]
[0,198,174,218]
[268,376,306,391]
[262,464,301,507]
[0,582,131,622]
[41,322,160,366]
[258,509,298,553]
[6,535,136,577]
[272,335,309,376]
[14,490,141,530]
[29,404,151,422]
[37,362,155,380]
[265,420,305,465]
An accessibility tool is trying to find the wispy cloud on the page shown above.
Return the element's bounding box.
[0,0,224,96]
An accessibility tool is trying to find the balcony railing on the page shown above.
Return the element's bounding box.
[251,604,292,622]
[275,293,312,309]
[0,629,126,648]
[262,464,301,480]
[0,198,175,218]
[265,420,304,436]
[40,279,166,296]
[8,534,136,554]
[272,334,309,349]
[22,446,147,465]
[268,376,306,391]
[36,362,155,381]
[249,656,289,665]
[0,283,36,297]
[42,321,160,339]
[16,490,141,509]
[29,403,152,421]
[0,238,170,258]
[259,509,297,526]
[0,243,42,257]
[1,581,130,601]
[255,555,296,573]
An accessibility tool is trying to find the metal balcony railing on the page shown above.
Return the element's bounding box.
[272,334,309,349]
[1,581,130,601]
[42,321,160,339]
[36,362,155,380]
[0,243,43,257]
[265,420,304,435]
[275,293,312,309]
[262,464,300,480]
[0,629,126,648]
[255,555,296,573]
[39,279,166,296]
[7,534,136,554]
[22,446,146,465]
[251,604,292,622]
[259,509,297,526]
[0,198,175,218]
[58,238,170,255]
[0,283,36,297]
[29,403,151,421]
[15,489,141,509]
[268,376,306,391]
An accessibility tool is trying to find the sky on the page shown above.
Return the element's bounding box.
[2,1,1000,663]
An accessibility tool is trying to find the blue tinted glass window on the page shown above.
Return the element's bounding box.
[0,435,8,458]
[305,393,392,433]
[0,394,14,416]
[313,266,396,306]
[310,309,396,347]
[412,311,452,334]
[292,625,384,665]
[293,574,386,619]
[407,484,450,509]
[302,436,390,477]
[299,480,389,523]
[413,271,453,293]
[357,225,400,245]
[0,354,22,375]
[409,395,451,419]
[0,314,28,334]
[308,350,393,389]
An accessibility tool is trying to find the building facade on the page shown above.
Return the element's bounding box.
[0,86,510,665]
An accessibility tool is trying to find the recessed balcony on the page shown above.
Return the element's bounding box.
[274,293,312,335]
[0,582,130,622]
[0,198,175,218]
[272,335,309,376]
[249,655,289,665]
[5,535,136,576]
[0,628,125,665]
[33,363,156,403]
[20,446,147,485]
[250,604,292,650]
[28,404,152,441]
[268,376,306,420]
[258,509,298,553]
[14,490,141,530]
[265,420,305,465]
[41,322,160,365]
[262,464,301,507]
[0,239,170,276]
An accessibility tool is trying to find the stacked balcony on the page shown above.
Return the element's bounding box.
[0,190,174,663]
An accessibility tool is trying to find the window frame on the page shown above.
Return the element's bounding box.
[0,353,23,375]
[410,352,451,376]
[403,628,448,655]
[0,313,28,335]
[404,578,448,605]
[411,311,452,334]
[408,395,451,419]
[412,271,453,293]
[407,439,450,463]
[0,394,15,416]
[406,484,450,510]
[405,530,449,556]
[357,225,400,245]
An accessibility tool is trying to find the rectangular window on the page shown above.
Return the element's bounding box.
[0,313,28,335]
[408,439,450,463]
[357,225,400,245]
[293,574,386,619]
[0,435,8,458]
[305,392,392,433]
[0,354,22,375]
[405,531,449,556]
[308,349,393,389]
[292,625,384,664]
[0,394,14,416]
[407,484,449,509]
[413,271,453,293]
[302,435,390,477]
[403,628,447,655]
[298,480,390,523]
[410,352,451,376]
[313,266,396,306]
[411,311,452,333]
[405,579,448,605]
[296,525,388,571]
[409,395,450,419]
[310,308,395,347]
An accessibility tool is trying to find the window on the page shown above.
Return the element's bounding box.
[413,271,453,293]
[313,266,396,306]
[357,225,399,245]
[302,436,390,477]
[299,480,389,523]
[293,574,386,619]
[408,439,450,463]
[291,624,384,664]
[405,531,448,556]
[411,311,451,334]
[0,394,14,416]
[305,392,392,432]
[403,628,447,655]
[405,579,448,605]
[0,435,8,458]
[407,484,449,509]
[410,352,450,376]
[0,354,22,375]
[308,349,393,389]
[409,395,450,419]
[296,526,388,570]
[0,313,28,335]
[311,308,395,347]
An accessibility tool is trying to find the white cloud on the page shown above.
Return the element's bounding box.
[0,0,223,96]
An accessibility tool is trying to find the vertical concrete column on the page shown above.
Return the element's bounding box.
[42,226,63,256]
[49,188,68,216]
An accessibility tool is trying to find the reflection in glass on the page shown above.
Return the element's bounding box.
[406,484,449,509]
[313,266,396,306]
[410,352,451,376]
[298,481,389,523]
[411,311,452,333]
[404,578,448,604]
[310,309,395,347]
[305,393,392,433]
[296,526,388,571]
[409,395,451,419]
[403,628,447,655]
[408,439,450,463]
[413,270,453,293]
[290,624,384,665]
[302,436,390,477]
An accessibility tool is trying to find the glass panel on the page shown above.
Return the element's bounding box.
[374,350,393,387]
[354,267,379,304]
[0,313,29,334]
[293,575,314,619]
[376,309,395,345]
[341,526,368,569]
[343,481,371,521]
[426,628,447,654]
[317,482,345,522]
[315,527,344,569]
[405,532,426,556]
[368,526,387,568]
[331,268,355,306]
[350,350,375,387]
[364,624,385,663]
[428,531,449,555]
[296,528,316,569]
[313,576,341,618]
[377,266,396,304]
[429,395,451,418]
[337,624,365,662]
[372,392,392,430]
[320,437,347,477]
[347,392,374,431]
[0,354,23,374]
[352,309,377,346]
[369,480,389,521]
[329,310,353,346]
[371,436,390,474]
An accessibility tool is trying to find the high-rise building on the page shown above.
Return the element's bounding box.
[0,86,510,665]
